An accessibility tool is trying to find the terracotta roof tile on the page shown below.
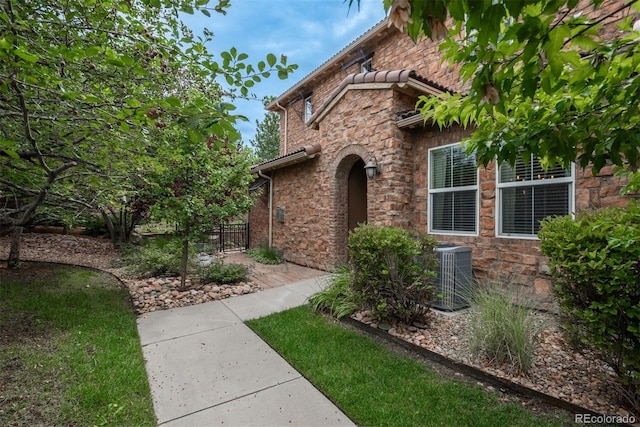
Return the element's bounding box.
[307,69,453,127]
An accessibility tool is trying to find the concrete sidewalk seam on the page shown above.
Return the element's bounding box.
[140,321,240,347]
[156,376,304,426]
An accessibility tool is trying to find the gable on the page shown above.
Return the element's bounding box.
[307,69,449,129]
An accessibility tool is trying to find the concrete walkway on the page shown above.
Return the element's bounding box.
[137,275,356,427]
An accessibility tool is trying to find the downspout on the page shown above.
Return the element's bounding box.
[258,170,273,248]
[275,101,288,154]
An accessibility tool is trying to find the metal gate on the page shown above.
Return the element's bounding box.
[209,223,249,252]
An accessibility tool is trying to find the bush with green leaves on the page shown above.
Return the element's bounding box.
[199,261,249,285]
[121,236,192,277]
[246,245,283,264]
[348,224,438,324]
[468,284,538,374]
[308,266,359,319]
[79,215,109,237]
[539,201,640,412]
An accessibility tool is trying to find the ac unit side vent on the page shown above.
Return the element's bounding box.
[433,245,472,311]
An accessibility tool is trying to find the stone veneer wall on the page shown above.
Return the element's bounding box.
[277,25,464,157]
[248,185,269,248]
[255,2,636,289]
[410,127,632,294]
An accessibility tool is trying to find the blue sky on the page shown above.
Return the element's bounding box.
[183,0,387,143]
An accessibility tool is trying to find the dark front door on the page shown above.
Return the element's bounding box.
[348,159,367,231]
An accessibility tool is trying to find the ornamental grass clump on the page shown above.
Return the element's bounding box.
[468,283,538,374]
[309,266,359,319]
[246,245,283,264]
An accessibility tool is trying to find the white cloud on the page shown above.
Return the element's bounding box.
[181,0,386,141]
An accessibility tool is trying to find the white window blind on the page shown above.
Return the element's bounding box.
[497,155,573,237]
[428,143,478,234]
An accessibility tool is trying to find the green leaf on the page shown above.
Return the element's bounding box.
[572,35,599,51]
[1,148,20,159]
[14,46,39,63]
[0,38,12,50]
[126,98,141,108]
[267,53,277,67]
[86,46,101,56]
[165,96,181,107]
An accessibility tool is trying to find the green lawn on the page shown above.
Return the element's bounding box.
[247,306,572,427]
[0,265,155,426]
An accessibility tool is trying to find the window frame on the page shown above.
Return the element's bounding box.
[496,156,575,240]
[360,58,373,73]
[304,94,313,122]
[428,142,479,236]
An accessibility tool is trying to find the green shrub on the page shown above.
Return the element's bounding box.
[309,266,359,319]
[539,201,640,412]
[468,284,537,374]
[247,246,283,264]
[199,261,249,285]
[80,215,109,237]
[348,224,438,324]
[121,236,191,276]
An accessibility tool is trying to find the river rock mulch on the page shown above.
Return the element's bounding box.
[123,276,262,314]
[1,232,638,422]
[352,309,637,421]
[0,233,263,316]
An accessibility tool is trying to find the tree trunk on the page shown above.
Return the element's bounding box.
[119,207,127,244]
[101,209,118,247]
[180,222,190,290]
[7,226,24,269]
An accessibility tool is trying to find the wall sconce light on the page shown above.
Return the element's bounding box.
[364,157,381,180]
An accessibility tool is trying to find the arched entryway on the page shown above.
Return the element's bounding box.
[348,159,367,231]
[331,146,372,267]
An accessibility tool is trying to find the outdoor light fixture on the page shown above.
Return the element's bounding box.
[364,157,380,179]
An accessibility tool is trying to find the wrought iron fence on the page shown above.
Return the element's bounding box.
[207,223,249,252]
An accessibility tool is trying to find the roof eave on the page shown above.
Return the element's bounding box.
[266,18,391,111]
[250,143,322,174]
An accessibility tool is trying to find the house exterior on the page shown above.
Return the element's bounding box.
[249,2,636,293]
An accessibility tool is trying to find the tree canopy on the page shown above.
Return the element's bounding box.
[359,0,640,191]
[249,96,281,161]
[0,0,297,266]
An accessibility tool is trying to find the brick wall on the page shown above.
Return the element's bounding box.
[411,128,631,294]
[278,25,465,157]
[248,184,269,248]
[253,2,636,292]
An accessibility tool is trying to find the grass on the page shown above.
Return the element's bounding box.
[468,285,538,374]
[0,265,155,426]
[246,245,283,264]
[247,306,570,427]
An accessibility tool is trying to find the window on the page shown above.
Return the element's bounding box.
[361,58,373,72]
[428,143,478,235]
[497,155,574,238]
[304,95,312,122]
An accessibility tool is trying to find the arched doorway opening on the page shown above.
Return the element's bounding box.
[332,150,370,266]
[348,159,367,232]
